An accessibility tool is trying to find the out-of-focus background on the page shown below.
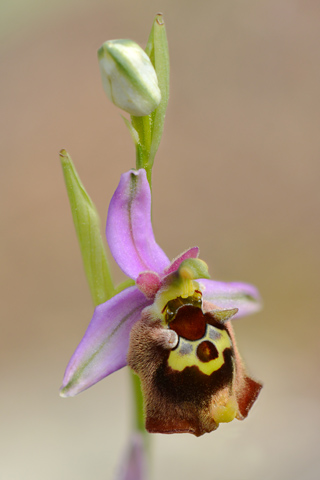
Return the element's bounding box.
[1,1,319,479]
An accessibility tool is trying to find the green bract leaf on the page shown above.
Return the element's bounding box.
[146,13,170,167]
[130,13,170,188]
[60,149,114,306]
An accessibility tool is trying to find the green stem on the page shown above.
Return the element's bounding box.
[132,115,153,189]
[131,372,146,432]
[131,125,153,479]
[130,371,151,472]
[129,64,155,474]
[126,13,169,472]
[135,143,152,189]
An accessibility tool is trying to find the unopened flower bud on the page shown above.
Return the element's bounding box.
[98,39,161,116]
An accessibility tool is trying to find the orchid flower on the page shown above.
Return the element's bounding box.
[60,168,262,436]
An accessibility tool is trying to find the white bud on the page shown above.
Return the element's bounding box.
[98,39,161,116]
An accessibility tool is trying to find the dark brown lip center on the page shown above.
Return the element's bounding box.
[169,305,206,341]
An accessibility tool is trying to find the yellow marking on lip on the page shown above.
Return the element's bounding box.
[167,326,232,376]
[212,396,238,424]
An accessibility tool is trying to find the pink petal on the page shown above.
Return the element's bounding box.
[60,287,151,397]
[106,169,170,279]
[199,279,262,318]
[163,246,199,275]
[136,271,161,298]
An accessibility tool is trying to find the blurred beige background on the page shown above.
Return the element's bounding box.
[1,1,320,479]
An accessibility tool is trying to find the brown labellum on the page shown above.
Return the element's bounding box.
[127,300,262,437]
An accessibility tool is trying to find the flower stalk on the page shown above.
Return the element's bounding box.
[131,373,147,433]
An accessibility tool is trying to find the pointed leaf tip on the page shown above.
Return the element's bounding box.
[59,149,68,157]
[156,13,164,25]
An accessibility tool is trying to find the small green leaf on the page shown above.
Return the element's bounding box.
[146,13,170,167]
[60,149,114,306]
[130,14,170,189]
